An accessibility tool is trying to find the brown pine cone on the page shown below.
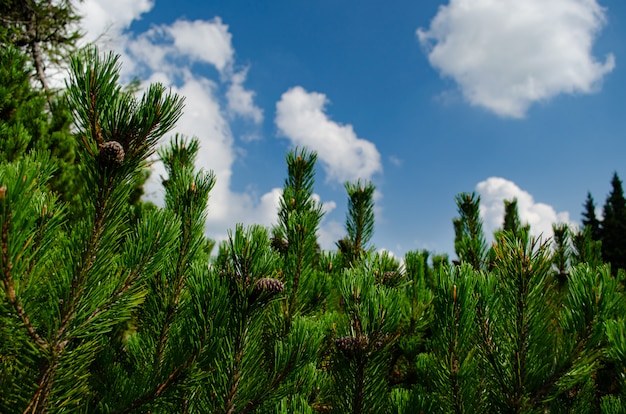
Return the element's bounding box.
[250,277,284,303]
[98,141,125,165]
[335,336,361,357]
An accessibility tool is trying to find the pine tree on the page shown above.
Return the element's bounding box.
[0,46,80,215]
[1,47,185,412]
[551,223,572,282]
[502,198,530,241]
[600,172,626,274]
[453,192,488,271]
[326,255,404,414]
[211,224,324,414]
[0,0,82,91]
[582,192,601,241]
[572,226,603,269]
[414,263,483,413]
[337,180,376,267]
[272,148,326,331]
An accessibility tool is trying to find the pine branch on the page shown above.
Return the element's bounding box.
[23,359,58,414]
[1,211,48,351]
[111,363,189,414]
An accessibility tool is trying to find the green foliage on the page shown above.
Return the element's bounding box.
[327,258,403,414]
[0,46,80,214]
[1,46,185,412]
[572,225,603,269]
[3,44,626,414]
[551,223,572,283]
[453,192,488,270]
[338,180,376,267]
[272,148,326,330]
[416,264,483,413]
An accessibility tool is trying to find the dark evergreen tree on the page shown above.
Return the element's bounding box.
[582,192,601,241]
[600,172,626,274]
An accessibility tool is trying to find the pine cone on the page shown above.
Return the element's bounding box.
[98,141,125,165]
[335,336,361,357]
[382,271,402,286]
[250,277,284,303]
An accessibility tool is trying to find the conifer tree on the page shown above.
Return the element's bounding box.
[600,172,626,274]
[476,235,619,412]
[414,263,483,413]
[212,224,324,414]
[582,192,601,241]
[272,149,326,331]
[0,0,82,91]
[572,226,603,269]
[0,46,79,214]
[337,180,376,267]
[502,198,530,240]
[89,136,220,412]
[551,223,572,282]
[327,256,404,413]
[1,47,185,412]
[453,192,488,271]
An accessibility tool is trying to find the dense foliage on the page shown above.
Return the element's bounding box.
[2,16,626,414]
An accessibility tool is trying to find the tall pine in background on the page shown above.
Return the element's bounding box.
[0,46,80,215]
[0,0,81,91]
[582,192,602,241]
[600,172,626,274]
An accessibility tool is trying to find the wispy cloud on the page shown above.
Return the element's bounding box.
[476,177,573,241]
[275,86,382,184]
[418,0,615,118]
[226,68,264,124]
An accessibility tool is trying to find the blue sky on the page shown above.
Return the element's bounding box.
[74,0,626,258]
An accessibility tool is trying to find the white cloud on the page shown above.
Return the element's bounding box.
[165,18,234,72]
[74,0,154,44]
[317,220,344,251]
[124,17,235,79]
[226,69,264,123]
[275,86,382,184]
[418,0,615,118]
[476,177,573,241]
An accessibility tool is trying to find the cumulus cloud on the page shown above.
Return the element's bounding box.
[476,177,573,241]
[418,0,615,117]
[165,18,234,72]
[275,86,382,183]
[125,17,235,78]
